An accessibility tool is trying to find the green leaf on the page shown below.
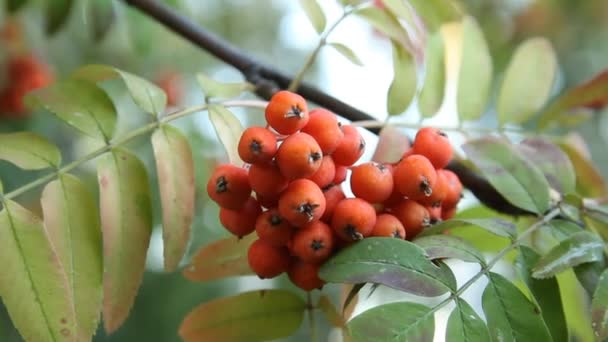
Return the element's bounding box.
[547,219,582,241]
[40,174,103,340]
[319,237,455,297]
[591,269,608,341]
[463,137,551,214]
[497,38,557,125]
[179,289,306,342]
[414,235,486,266]
[151,125,195,272]
[406,0,462,30]
[574,259,607,297]
[482,272,552,342]
[97,148,153,333]
[208,104,245,165]
[446,298,491,342]
[182,233,256,282]
[327,42,363,66]
[518,246,568,342]
[196,74,253,99]
[73,64,167,115]
[418,32,445,118]
[419,218,516,239]
[0,200,73,341]
[516,138,576,194]
[89,0,115,42]
[558,140,607,197]
[347,302,435,341]
[457,16,493,121]
[0,132,61,169]
[381,0,418,27]
[26,79,117,141]
[354,7,410,47]
[318,295,344,327]
[0,178,3,194]
[299,0,326,34]
[532,231,604,279]
[6,0,27,12]
[539,69,608,130]
[387,40,416,115]
[46,0,74,35]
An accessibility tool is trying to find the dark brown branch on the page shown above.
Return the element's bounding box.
[122,0,530,216]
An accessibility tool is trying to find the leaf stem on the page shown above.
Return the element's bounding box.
[288,9,353,92]
[2,99,268,201]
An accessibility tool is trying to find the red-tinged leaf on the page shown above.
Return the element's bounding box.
[558,141,607,197]
[97,148,153,333]
[41,174,103,340]
[539,70,608,130]
[371,125,411,163]
[414,234,486,266]
[318,295,344,327]
[179,290,306,342]
[419,217,516,239]
[0,200,73,341]
[516,138,576,194]
[182,234,256,282]
[152,125,195,272]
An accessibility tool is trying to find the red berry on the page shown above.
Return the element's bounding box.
[278,179,326,227]
[290,221,335,263]
[248,239,290,279]
[441,169,463,209]
[276,132,323,180]
[390,199,430,239]
[332,125,365,166]
[350,162,394,203]
[308,155,336,188]
[371,213,406,239]
[301,108,344,154]
[412,127,453,169]
[248,162,288,197]
[288,260,325,291]
[393,154,437,201]
[265,91,309,134]
[331,198,377,242]
[238,127,277,164]
[255,209,294,246]
[219,197,262,237]
[206,164,251,210]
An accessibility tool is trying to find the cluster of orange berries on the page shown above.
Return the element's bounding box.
[0,54,53,118]
[206,90,463,291]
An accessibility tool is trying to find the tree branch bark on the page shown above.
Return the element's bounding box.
[122,0,530,216]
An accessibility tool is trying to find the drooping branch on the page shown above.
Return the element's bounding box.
[122,0,530,216]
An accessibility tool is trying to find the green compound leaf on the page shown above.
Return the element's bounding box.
[419,32,446,118]
[73,64,167,116]
[97,149,153,333]
[327,42,364,66]
[456,16,493,121]
[463,137,551,214]
[179,290,306,342]
[348,302,435,342]
[320,237,455,297]
[299,0,326,34]
[208,104,245,165]
[482,272,552,342]
[498,38,557,126]
[151,125,195,272]
[532,231,604,279]
[446,298,491,342]
[0,132,61,169]
[40,174,103,341]
[0,200,73,341]
[387,40,416,116]
[518,246,568,342]
[26,79,117,141]
[414,234,486,266]
[591,269,608,341]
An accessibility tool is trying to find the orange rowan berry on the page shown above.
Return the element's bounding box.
[288,260,325,291]
[256,193,279,209]
[301,108,344,154]
[206,164,251,210]
[276,132,323,179]
[441,169,463,209]
[426,205,442,224]
[248,162,288,197]
[332,125,365,166]
[278,179,326,227]
[350,162,394,203]
[255,209,294,246]
[371,213,406,239]
[308,155,336,188]
[156,71,183,107]
[441,206,457,220]
[265,90,309,134]
[290,221,335,263]
[219,197,262,237]
[321,184,346,222]
[412,127,453,169]
[238,127,277,164]
[248,239,290,279]
[331,198,377,241]
[333,165,348,185]
[390,199,430,239]
[393,154,437,201]
[418,169,448,207]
